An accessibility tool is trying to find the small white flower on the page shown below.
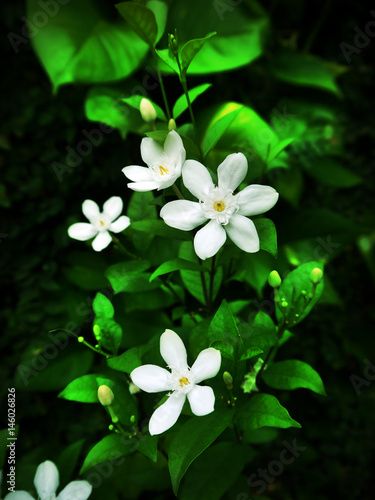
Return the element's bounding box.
[4,460,92,500]
[68,196,130,252]
[131,329,221,435]
[122,130,186,192]
[160,153,279,260]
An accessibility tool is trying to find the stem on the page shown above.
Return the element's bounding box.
[303,0,332,53]
[112,236,140,260]
[153,50,171,120]
[208,255,216,310]
[172,183,184,200]
[198,257,209,307]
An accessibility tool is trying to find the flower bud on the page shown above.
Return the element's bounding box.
[223,371,233,390]
[168,118,177,131]
[140,98,156,123]
[281,300,288,308]
[77,336,84,343]
[268,270,281,288]
[93,324,101,341]
[130,415,136,424]
[310,267,323,284]
[97,385,114,406]
[129,383,141,395]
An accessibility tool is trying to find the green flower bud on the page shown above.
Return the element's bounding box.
[168,118,177,131]
[281,300,288,308]
[310,267,323,284]
[77,336,84,343]
[223,371,233,390]
[129,383,141,395]
[97,385,114,406]
[140,98,156,123]
[93,324,101,341]
[268,270,282,288]
[130,415,136,424]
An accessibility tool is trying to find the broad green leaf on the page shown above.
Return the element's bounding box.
[116,2,158,46]
[56,440,85,485]
[144,130,169,143]
[209,299,241,351]
[93,293,114,319]
[240,347,264,361]
[94,317,122,354]
[131,220,192,240]
[149,258,207,282]
[179,32,217,76]
[120,95,166,121]
[275,261,324,326]
[105,260,161,293]
[239,311,278,353]
[27,0,149,91]
[173,84,212,120]
[127,191,157,252]
[305,157,362,188]
[263,360,326,396]
[179,442,247,500]
[107,347,142,373]
[202,108,242,157]
[168,409,233,494]
[270,50,344,96]
[147,0,168,44]
[138,435,159,462]
[210,340,235,360]
[268,137,295,163]
[254,219,278,258]
[155,48,179,74]
[235,394,301,432]
[233,251,275,297]
[58,374,110,403]
[273,165,304,208]
[80,434,135,473]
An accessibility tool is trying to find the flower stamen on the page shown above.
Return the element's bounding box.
[179,377,190,387]
[214,201,225,212]
[159,165,169,176]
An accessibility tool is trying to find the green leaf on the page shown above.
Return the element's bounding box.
[234,251,275,297]
[235,394,301,432]
[305,157,362,188]
[93,293,114,319]
[210,341,235,360]
[120,95,166,121]
[240,347,264,361]
[173,84,212,120]
[138,435,159,462]
[202,108,242,157]
[275,261,324,326]
[179,32,217,76]
[127,191,157,252]
[144,130,169,143]
[146,0,168,44]
[270,50,344,96]
[105,260,161,293]
[155,48,179,74]
[179,442,247,500]
[80,434,135,474]
[107,347,142,373]
[131,220,192,240]
[116,2,158,47]
[239,311,278,353]
[149,258,207,282]
[94,317,122,354]
[56,440,85,485]
[168,409,233,494]
[268,137,295,163]
[209,299,241,350]
[263,360,326,396]
[27,0,149,91]
[58,374,108,403]
[254,219,278,255]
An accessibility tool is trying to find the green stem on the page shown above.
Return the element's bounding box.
[154,51,171,120]
[112,236,140,260]
[208,255,216,310]
[198,257,209,307]
[303,0,332,53]
[172,183,184,200]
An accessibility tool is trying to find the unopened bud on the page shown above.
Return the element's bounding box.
[129,383,141,395]
[77,336,84,343]
[97,385,114,406]
[268,270,281,288]
[281,301,288,308]
[130,415,136,424]
[93,324,101,340]
[310,267,323,284]
[140,98,156,123]
[223,371,233,390]
[168,118,177,131]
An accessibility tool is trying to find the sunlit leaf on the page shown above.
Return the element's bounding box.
[173,84,212,120]
[263,360,326,396]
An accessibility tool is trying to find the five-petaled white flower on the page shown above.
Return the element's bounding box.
[160,153,279,260]
[131,329,221,435]
[4,460,92,500]
[122,130,186,191]
[68,196,130,252]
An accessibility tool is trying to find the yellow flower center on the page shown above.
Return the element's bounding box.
[99,220,105,226]
[214,201,225,212]
[159,165,169,176]
[179,377,189,387]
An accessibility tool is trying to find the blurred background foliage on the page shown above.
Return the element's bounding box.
[1,0,375,499]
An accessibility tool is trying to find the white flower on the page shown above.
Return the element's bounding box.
[160,153,279,260]
[4,460,92,500]
[131,329,221,435]
[68,196,130,252]
[122,130,186,192]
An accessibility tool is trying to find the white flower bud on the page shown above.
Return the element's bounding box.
[168,118,177,131]
[97,385,114,406]
[140,98,156,123]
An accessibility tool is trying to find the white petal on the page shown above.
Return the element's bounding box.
[182,160,214,200]
[127,181,161,192]
[4,493,35,500]
[103,196,123,221]
[122,165,155,182]
[131,365,173,393]
[34,460,59,499]
[68,223,97,241]
[82,199,100,223]
[56,481,92,500]
[160,329,188,370]
[149,392,186,435]
[140,137,164,167]
[225,214,259,253]
[157,173,182,191]
[194,219,226,260]
[91,231,112,251]
[109,215,130,233]
[164,130,186,167]
[235,184,279,216]
[217,153,248,191]
[191,348,221,383]
[187,385,215,416]
[160,200,207,231]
